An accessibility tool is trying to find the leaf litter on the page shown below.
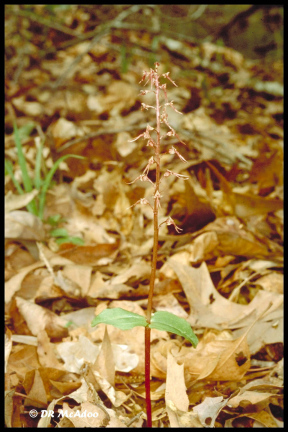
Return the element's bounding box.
[5,5,282,428]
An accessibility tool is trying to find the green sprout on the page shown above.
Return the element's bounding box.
[5,122,85,220]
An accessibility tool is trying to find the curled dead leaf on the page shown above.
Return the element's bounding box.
[5,211,45,241]
[15,297,68,339]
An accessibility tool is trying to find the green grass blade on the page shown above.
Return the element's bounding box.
[13,122,38,215]
[13,122,33,193]
[5,159,37,214]
[34,140,44,190]
[5,159,24,195]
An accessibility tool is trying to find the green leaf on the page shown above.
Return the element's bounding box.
[67,236,85,246]
[34,139,44,190]
[50,228,69,237]
[46,214,64,226]
[55,236,84,246]
[91,308,147,330]
[64,320,75,328]
[149,311,198,348]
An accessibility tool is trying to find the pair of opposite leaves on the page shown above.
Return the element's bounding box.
[91,308,198,348]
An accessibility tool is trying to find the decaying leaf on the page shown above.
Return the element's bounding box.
[193,396,229,428]
[93,327,115,386]
[15,297,68,339]
[5,211,45,241]
[165,352,189,427]
[5,190,39,213]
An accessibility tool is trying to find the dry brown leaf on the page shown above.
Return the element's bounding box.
[165,352,189,427]
[49,379,81,396]
[193,334,251,381]
[107,407,140,427]
[37,330,64,369]
[44,184,75,220]
[227,390,276,410]
[93,370,129,407]
[90,282,135,300]
[151,351,168,380]
[176,180,215,232]
[111,344,139,373]
[87,271,107,298]
[243,410,279,428]
[255,272,283,294]
[55,271,82,297]
[167,259,283,330]
[15,297,68,339]
[64,377,92,402]
[204,216,275,259]
[6,345,40,380]
[233,317,283,355]
[233,192,283,218]
[206,161,283,218]
[24,369,47,407]
[153,293,188,318]
[63,210,117,244]
[33,275,67,301]
[5,190,39,213]
[51,117,88,144]
[61,264,92,297]
[57,335,100,374]
[38,367,68,400]
[249,148,283,190]
[193,396,228,428]
[215,223,273,259]
[5,252,74,304]
[169,216,277,263]
[62,370,132,427]
[110,261,150,285]
[115,131,138,157]
[165,400,203,427]
[5,210,45,241]
[152,330,250,383]
[93,327,115,386]
[12,96,43,116]
[186,231,219,263]
[60,243,119,266]
[87,81,136,115]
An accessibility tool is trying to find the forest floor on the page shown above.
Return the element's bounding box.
[5,5,283,428]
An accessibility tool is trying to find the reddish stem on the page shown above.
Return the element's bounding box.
[145,65,161,428]
[131,63,184,427]
[145,326,152,427]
